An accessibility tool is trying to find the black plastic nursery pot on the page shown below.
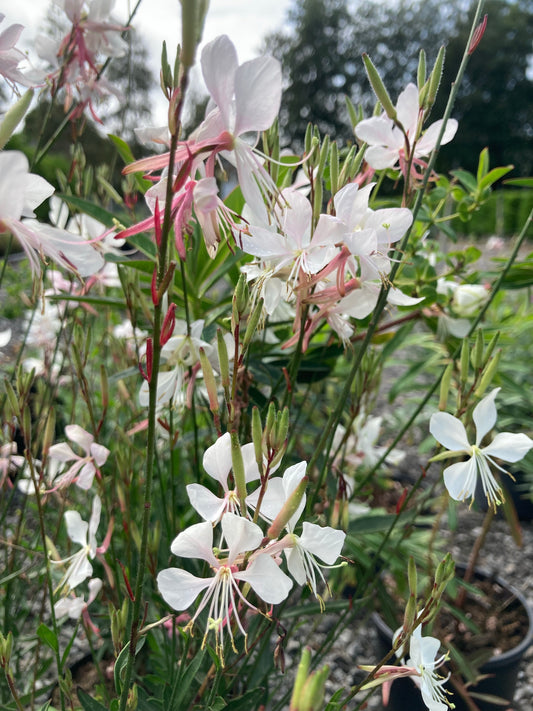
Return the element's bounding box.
[372,567,533,711]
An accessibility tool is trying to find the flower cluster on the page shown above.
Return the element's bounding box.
[158,435,346,663]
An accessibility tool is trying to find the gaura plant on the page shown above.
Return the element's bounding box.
[0,1,532,711]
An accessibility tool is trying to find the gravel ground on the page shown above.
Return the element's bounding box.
[277,509,533,711]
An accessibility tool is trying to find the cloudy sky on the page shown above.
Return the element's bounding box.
[7,0,293,124]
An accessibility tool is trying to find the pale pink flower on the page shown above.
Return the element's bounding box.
[0,14,38,88]
[49,425,110,490]
[0,152,104,277]
[355,83,457,174]
[52,495,102,592]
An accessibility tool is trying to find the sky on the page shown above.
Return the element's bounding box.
[7,0,293,125]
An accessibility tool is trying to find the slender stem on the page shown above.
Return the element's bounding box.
[117,64,190,711]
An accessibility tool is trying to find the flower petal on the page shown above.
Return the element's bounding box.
[170,520,217,566]
[202,432,232,489]
[65,511,88,546]
[443,458,477,502]
[483,432,533,463]
[473,388,500,445]
[429,412,470,451]
[236,554,292,604]
[186,483,227,522]
[201,35,238,128]
[234,55,282,135]
[221,512,263,562]
[298,522,346,564]
[157,567,211,611]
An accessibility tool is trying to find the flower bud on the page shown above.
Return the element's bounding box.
[268,475,308,540]
[460,339,470,384]
[417,49,427,92]
[474,349,501,399]
[439,362,454,412]
[160,303,177,346]
[199,347,219,415]
[290,647,311,710]
[242,298,264,353]
[0,89,34,150]
[427,45,446,109]
[217,329,230,391]
[252,407,264,475]
[230,431,248,508]
[362,54,396,120]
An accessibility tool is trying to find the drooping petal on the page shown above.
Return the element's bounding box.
[355,116,399,149]
[170,520,217,566]
[285,545,307,585]
[429,412,470,452]
[76,462,96,490]
[236,553,292,604]
[298,522,345,565]
[157,567,212,611]
[364,146,401,170]
[473,388,500,445]
[91,442,110,467]
[88,495,101,552]
[65,511,88,546]
[387,286,425,307]
[483,432,533,463]
[443,458,477,502]
[234,55,282,135]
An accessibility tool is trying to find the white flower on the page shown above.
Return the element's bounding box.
[54,577,102,620]
[196,34,282,220]
[157,513,292,663]
[52,495,101,593]
[0,152,104,277]
[355,83,458,172]
[430,388,533,508]
[406,626,450,711]
[251,463,346,603]
[48,425,110,490]
[186,432,261,523]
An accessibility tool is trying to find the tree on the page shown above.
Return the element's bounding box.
[266,0,533,174]
[435,0,533,175]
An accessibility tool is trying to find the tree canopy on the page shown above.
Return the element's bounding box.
[266,0,533,174]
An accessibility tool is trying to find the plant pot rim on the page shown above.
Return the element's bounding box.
[372,563,533,669]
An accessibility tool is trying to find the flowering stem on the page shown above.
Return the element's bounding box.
[117,62,190,711]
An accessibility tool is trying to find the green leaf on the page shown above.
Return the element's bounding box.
[503,177,533,188]
[222,688,266,710]
[114,638,145,695]
[125,233,157,259]
[56,194,118,228]
[347,514,397,534]
[36,623,59,654]
[478,165,514,191]
[451,169,477,193]
[108,134,151,192]
[165,647,206,710]
[77,689,108,711]
[476,147,489,183]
